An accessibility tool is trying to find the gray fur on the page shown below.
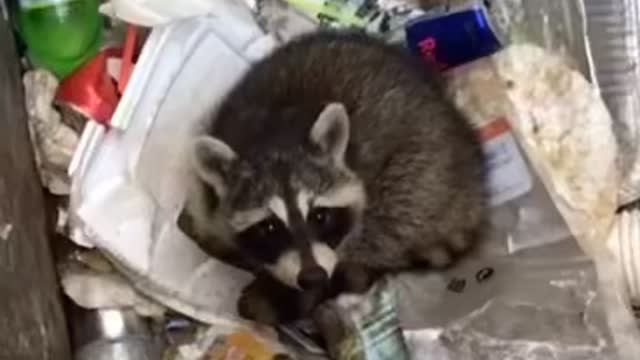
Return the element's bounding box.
[181,31,487,322]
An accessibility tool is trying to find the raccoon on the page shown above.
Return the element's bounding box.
[180,31,487,324]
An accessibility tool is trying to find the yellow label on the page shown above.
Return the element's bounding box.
[207,331,276,360]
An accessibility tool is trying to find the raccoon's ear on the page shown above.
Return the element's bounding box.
[192,136,237,197]
[310,103,350,165]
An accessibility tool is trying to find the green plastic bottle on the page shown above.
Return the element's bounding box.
[16,0,103,79]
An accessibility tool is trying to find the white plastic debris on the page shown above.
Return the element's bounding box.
[100,0,259,27]
[23,69,79,195]
[70,9,277,327]
[61,266,166,318]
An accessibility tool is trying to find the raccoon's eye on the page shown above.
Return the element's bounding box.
[309,207,332,227]
[308,207,352,248]
[255,217,284,238]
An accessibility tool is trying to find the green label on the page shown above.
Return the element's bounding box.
[338,281,409,360]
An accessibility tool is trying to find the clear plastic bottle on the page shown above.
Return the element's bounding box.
[70,308,163,360]
[15,0,102,79]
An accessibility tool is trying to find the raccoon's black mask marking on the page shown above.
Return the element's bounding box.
[236,216,291,264]
[307,207,353,248]
[236,206,353,261]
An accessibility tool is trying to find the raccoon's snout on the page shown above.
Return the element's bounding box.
[298,266,329,290]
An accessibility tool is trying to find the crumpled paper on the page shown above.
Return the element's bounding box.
[61,264,166,318]
[23,69,79,195]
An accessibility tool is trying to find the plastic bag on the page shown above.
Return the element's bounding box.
[445,43,640,360]
[397,241,616,360]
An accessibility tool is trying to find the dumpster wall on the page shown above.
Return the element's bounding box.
[0,16,70,360]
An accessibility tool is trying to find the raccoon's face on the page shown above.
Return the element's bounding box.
[191,103,366,290]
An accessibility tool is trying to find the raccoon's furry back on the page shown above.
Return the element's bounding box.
[205,31,487,272]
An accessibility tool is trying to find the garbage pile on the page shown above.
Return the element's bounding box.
[10,0,640,359]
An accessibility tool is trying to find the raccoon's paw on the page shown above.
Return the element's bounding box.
[312,303,348,360]
[330,262,379,296]
[237,280,281,325]
[237,276,321,325]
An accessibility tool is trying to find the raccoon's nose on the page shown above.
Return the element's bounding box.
[297,266,329,290]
